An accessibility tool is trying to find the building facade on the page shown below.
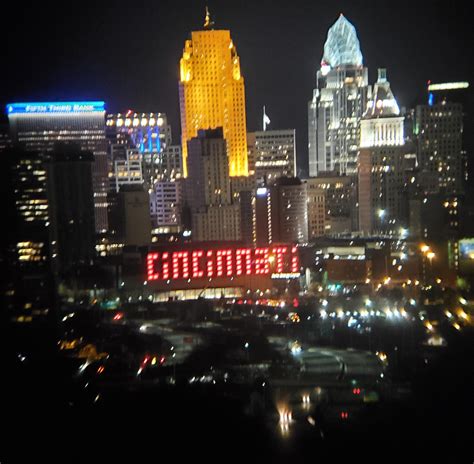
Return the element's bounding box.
[308,15,369,176]
[247,129,296,185]
[255,178,308,245]
[186,128,241,241]
[7,101,109,233]
[179,10,248,177]
[358,69,416,236]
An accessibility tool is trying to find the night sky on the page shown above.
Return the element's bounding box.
[3,0,473,175]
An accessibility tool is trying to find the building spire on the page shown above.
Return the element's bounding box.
[203,6,214,29]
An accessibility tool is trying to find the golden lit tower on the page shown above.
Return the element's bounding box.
[179,8,248,177]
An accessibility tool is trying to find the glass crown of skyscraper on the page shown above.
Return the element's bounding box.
[322,14,363,67]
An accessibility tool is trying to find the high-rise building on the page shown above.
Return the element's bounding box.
[358,69,417,235]
[185,128,241,241]
[255,178,308,245]
[46,146,96,272]
[7,102,109,233]
[2,145,95,324]
[179,8,248,177]
[415,100,464,195]
[308,15,369,176]
[160,145,183,181]
[415,81,469,197]
[112,149,144,192]
[306,182,326,239]
[114,185,152,247]
[305,173,357,235]
[150,181,183,231]
[106,112,180,183]
[247,129,296,185]
[1,148,54,327]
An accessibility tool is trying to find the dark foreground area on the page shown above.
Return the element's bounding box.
[1,307,473,463]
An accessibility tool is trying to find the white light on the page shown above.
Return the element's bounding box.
[428,82,469,91]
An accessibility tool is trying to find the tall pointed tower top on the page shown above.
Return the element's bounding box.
[322,14,363,67]
[203,6,214,29]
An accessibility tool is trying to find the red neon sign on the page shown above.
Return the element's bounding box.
[146,245,299,281]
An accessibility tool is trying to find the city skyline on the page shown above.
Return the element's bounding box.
[3,0,472,176]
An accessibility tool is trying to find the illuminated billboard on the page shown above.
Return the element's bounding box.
[146,245,299,282]
[6,101,105,114]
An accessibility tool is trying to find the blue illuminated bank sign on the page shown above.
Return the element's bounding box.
[6,101,105,115]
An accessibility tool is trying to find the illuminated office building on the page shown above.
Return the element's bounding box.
[106,112,171,152]
[7,102,108,233]
[358,69,416,236]
[186,128,241,241]
[416,82,467,195]
[255,178,308,245]
[305,182,326,239]
[179,8,248,177]
[150,180,183,231]
[247,129,296,185]
[111,149,144,192]
[308,15,369,176]
[106,112,180,183]
[305,174,357,235]
[2,145,95,322]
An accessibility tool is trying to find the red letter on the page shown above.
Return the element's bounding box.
[216,249,233,277]
[291,246,299,273]
[172,251,190,279]
[273,246,288,273]
[254,248,270,275]
[162,252,170,280]
[146,253,159,281]
[206,250,214,277]
[192,250,204,278]
[236,248,252,276]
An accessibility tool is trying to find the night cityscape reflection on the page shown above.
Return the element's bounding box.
[1,2,473,462]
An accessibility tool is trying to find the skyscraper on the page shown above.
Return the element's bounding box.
[358,69,416,236]
[308,15,369,176]
[416,84,466,195]
[247,129,296,185]
[179,8,248,177]
[255,178,308,245]
[46,147,96,272]
[7,102,108,233]
[185,128,241,241]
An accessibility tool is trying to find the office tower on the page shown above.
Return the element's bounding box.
[112,148,144,192]
[185,128,240,241]
[255,178,308,245]
[358,69,415,235]
[1,148,54,328]
[150,181,183,231]
[305,174,357,234]
[0,117,11,153]
[114,186,152,246]
[179,8,248,177]
[308,14,369,176]
[161,145,183,180]
[106,112,180,183]
[46,146,96,272]
[106,111,171,152]
[247,129,296,185]
[7,102,108,233]
[415,102,464,195]
[306,182,326,239]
